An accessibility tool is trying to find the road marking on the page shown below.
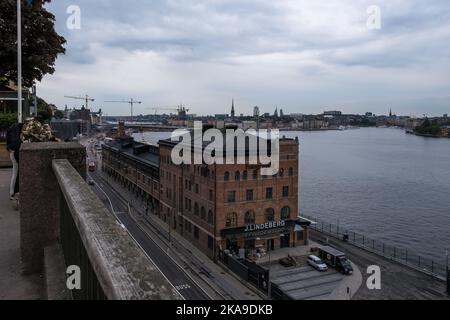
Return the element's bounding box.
[175,284,191,291]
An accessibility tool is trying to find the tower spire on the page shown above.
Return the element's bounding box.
[231,98,235,118]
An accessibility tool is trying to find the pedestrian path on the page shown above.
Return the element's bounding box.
[0,169,44,300]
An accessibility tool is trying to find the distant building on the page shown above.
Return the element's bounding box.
[323,111,342,116]
[253,106,260,118]
[215,114,228,120]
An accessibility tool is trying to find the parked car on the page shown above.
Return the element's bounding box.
[307,255,328,271]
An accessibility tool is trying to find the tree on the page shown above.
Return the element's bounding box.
[36,96,52,121]
[0,0,66,87]
[53,109,64,119]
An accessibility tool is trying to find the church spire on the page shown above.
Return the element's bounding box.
[231,99,235,118]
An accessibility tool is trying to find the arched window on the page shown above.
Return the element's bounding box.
[265,208,275,222]
[281,206,291,219]
[201,207,206,220]
[289,167,294,176]
[244,211,255,224]
[207,210,214,224]
[235,171,240,181]
[243,170,248,180]
[226,212,238,227]
[194,203,199,216]
[224,171,230,181]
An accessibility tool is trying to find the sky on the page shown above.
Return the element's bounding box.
[38,0,450,117]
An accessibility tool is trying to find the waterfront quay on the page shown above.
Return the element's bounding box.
[309,230,449,300]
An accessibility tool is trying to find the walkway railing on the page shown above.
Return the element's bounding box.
[53,159,181,300]
[302,214,447,280]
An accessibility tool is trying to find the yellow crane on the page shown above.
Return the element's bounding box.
[64,95,95,109]
[105,98,142,122]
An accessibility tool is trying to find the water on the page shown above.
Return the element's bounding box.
[136,128,450,263]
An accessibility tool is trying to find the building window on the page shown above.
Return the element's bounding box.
[244,211,255,224]
[279,168,284,177]
[246,189,253,201]
[243,170,248,180]
[282,186,289,197]
[227,191,236,203]
[194,226,199,240]
[194,203,199,216]
[207,210,213,224]
[235,171,240,181]
[253,170,258,180]
[195,184,199,193]
[208,235,213,250]
[289,167,294,176]
[201,207,206,220]
[185,179,188,189]
[265,208,275,222]
[188,199,192,211]
[224,171,230,181]
[281,206,291,219]
[209,189,213,201]
[266,187,273,199]
[226,212,238,227]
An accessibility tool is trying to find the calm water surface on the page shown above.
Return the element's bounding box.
[137,128,450,262]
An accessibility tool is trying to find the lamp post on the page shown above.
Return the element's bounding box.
[446,251,449,295]
[17,0,23,123]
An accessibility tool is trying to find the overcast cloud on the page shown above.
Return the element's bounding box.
[38,0,450,116]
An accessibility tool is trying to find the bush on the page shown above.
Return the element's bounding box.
[0,113,17,130]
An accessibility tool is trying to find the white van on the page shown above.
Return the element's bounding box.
[307,255,328,271]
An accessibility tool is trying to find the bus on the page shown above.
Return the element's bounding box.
[88,161,96,172]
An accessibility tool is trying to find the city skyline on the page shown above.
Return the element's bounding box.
[37,1,450,117]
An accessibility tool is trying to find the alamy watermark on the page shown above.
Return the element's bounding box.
[367,265,382,290]
[66,5,81,30]
[170,121,280,176]
[66,265,81,290]
[366,5,382,30]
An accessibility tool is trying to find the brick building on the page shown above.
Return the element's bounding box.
[102,132,310,260]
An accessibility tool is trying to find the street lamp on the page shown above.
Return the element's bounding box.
[446,251,449,295]
[17,0,23,123]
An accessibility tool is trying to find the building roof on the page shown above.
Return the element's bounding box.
[104,137,159,168]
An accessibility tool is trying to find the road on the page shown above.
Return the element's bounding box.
[310,230,449,300]
[85,140,210,300]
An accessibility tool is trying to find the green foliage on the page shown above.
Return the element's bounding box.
[414,118,442,136]
[36,96,52,122]
[0,0,66,87]
[0,113,17,129]
[53,109,64,119]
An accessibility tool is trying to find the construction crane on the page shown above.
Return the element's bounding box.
[64,95,95,109]
[105,98,142,122]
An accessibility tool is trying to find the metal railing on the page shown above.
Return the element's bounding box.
[302,214,447,280]
[53,159,181,300]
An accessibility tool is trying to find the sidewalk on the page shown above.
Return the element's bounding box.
[0,169,45,300]
[98,171,263,300]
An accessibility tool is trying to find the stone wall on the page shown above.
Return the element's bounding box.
[19,142,86,274]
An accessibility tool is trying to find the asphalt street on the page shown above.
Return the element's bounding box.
[85,142,210,300]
